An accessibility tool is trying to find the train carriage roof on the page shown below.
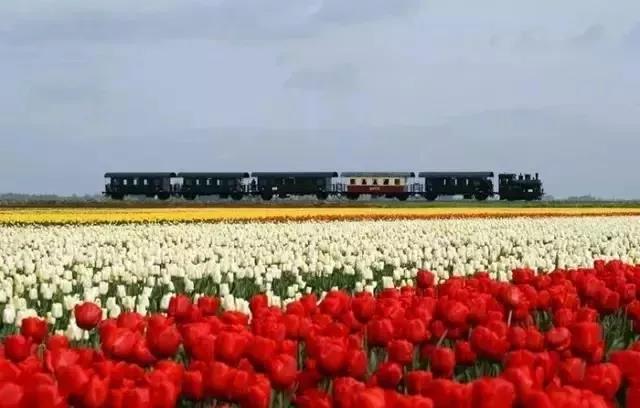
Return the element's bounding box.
[418,172,494,178]
[251,172,338,178]
[104,172,176,178]
[177,172,250,178]
[340,172,415,177]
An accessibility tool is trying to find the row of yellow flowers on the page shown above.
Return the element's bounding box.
[1,207,640,225]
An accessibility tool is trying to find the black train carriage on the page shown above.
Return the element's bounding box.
[251,172,338,200]
[419,172,494,201]
[103,172,176,200]
[178,172,249,200]
[498,173,544,201]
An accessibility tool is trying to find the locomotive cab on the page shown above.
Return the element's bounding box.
[498,173,543,201]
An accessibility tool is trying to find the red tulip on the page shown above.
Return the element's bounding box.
[454,341,477,366]
[183,370,204,400]
[0,382,24,408]
[582,363,622,399]
[406,370,433,395]
[249,294,269,315]
[20,317,48,343]
[610,350,640,384]
[552,308,575,328]
[545,327,571,352]
[215,331,249,365]
[508,326,527,350]
[123,387,151,408]
[367,318,395,347]
[317,338,347,376]
[416,269,435,288]
[57,363,90,398]
[471,377,515,408]
[352,292,376,323]
[82,375,108,408]
[570,322,602,356]
[147,324,181,359]
[430,347,456,378]
[443,301,470,327]
[74,302,102,330]
[502,286,524,309]
[402,318,429,344]
[241,383,271,408]
[132,338,157,367]
[150,374,179,408]
[470,326,509,361]
[295,389,332,408]
[627,386,640,408]
[345,349,368,380]
[355,387,387,408]
[3,335,32,363]
[205,361,233,398]
[103,328,138,360]
[197,296,220,316]
[558,357,586,386]
[168,294,193,322]
[525,327,545,352]
[388,339,414,366]
[403,395,434,408]
[46,335,70,351]
[31,382,66,408]
[267,353,298,390]
[116,311,146,332]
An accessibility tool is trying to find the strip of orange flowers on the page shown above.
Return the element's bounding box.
[1,207,640,225]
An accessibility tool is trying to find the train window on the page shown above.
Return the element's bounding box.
[123,179,128,186]
[112,178,119,185]
[443,179,447,186]
[361,179,367,185]
[350,179,356,185]
[372,179,378,185]
[195,179,200,186]
[143,179,149,186]
[216,179,221,186]
[465,179,469,186]
[383,179,389,185]
[132,178,138,186]
[394,179,400,185]
[206,178,212,186]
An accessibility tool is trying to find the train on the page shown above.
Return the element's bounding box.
[103,171,544,201]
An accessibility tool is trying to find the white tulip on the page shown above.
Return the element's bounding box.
[2,305,16,324]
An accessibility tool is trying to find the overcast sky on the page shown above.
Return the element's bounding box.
[1,0,639,198]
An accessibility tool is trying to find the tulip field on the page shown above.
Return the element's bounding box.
[3,214,640,406]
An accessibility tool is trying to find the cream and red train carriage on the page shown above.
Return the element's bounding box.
[339,172,416,201]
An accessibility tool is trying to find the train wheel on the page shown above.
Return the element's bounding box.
[278,194,288,199]
[110,193,124,200]
[261,193,273,201]
[183,193,196,201]
[231,193,243,201]
[424,193,437,201]
[474,192,489,201]
[346,193,360,200]
[157,191,170,200]
[397,194,409,201]
[316,192,329,200]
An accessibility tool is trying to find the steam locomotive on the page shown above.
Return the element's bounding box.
[103,171,544,201]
